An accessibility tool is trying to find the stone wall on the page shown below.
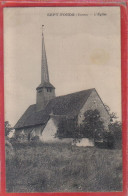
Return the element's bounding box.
[78,89,110,130]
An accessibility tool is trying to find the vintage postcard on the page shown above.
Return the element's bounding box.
[1,4,127,195]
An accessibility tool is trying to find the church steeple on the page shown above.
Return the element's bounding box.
[36,26,55,111]
[41,25,49,83]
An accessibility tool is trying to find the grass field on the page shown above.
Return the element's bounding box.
[6,142,122,193]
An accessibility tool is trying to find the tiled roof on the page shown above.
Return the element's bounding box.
[14,88,94,129]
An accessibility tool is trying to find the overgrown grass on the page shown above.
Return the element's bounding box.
[6,142,122,193]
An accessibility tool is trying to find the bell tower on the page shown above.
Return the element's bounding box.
[36,26,55,111]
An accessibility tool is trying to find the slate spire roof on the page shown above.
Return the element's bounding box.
[37,26,55,90]
[14,88,95,129]
[41,25,49,84]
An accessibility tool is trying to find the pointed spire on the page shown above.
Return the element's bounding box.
[36,26,55,111]
[41,25,49,83]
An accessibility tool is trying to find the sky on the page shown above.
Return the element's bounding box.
[4,7,121,127]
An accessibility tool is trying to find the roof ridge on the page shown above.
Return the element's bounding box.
[53,88,95,99]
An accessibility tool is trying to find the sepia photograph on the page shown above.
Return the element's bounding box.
[4,6,122,193]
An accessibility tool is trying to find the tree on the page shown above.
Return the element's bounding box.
[56,117,78,139]
[105,104,122,148]
[5,121,12,137]
[108,121,122,148]
[104,104,118,122]
[81,109,105,140]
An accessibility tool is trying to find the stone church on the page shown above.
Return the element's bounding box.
[14,29,110,143]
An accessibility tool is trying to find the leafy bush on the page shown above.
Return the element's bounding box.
[5,138,15,160]
[96,131,115,149]
[31,135,40,142]
[81,109,105,139]
[56,118,78,139]
[5,121,13,136]
[109,121,122,149]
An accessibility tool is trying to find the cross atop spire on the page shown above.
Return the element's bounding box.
[41,25,49,83]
